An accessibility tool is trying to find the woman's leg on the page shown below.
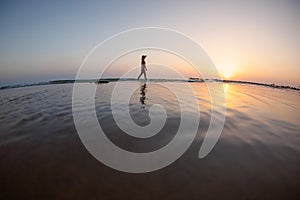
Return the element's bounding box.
[144,71,147,80]
[137,72,143,80]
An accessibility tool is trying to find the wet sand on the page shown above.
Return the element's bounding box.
[0,82,300,199]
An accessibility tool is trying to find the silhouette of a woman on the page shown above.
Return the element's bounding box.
[137,55,147,80]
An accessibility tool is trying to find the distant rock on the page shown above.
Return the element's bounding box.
[96,80,109,84]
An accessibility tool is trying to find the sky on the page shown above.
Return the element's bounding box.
[0,0,299,86]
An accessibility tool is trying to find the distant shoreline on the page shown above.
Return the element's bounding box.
[0,78,299,91]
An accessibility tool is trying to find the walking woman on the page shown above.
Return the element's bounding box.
[137,55,147,80]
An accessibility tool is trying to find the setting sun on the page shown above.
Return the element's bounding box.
[217,65,236,79]
[223,72,232,79]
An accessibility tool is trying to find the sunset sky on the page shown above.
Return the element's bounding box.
[0,0,299,86]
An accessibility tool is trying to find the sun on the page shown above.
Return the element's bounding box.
[223,72,232,79]
[217,65,235,80]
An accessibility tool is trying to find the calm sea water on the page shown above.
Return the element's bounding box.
[0,82,300,199]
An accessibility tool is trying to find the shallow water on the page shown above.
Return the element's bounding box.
[0,82,300,199]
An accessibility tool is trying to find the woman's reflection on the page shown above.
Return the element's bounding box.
[139,83,147,108]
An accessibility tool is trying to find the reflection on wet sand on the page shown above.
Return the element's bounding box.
[139,83,147,108]
[0,82,299,199]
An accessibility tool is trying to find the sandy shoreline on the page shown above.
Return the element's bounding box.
[0,82,300,199]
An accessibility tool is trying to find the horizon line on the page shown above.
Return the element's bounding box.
[0,78,299,91]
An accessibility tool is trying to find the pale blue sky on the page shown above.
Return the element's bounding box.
[0,0,299,85]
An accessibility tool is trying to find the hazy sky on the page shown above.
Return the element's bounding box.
[0,0,299,85]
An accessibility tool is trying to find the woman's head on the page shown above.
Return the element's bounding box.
[141,55,147,60]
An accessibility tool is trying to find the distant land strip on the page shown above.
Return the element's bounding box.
[0,78,299,91]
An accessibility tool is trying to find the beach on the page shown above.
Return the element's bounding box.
[0,81,300,199]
